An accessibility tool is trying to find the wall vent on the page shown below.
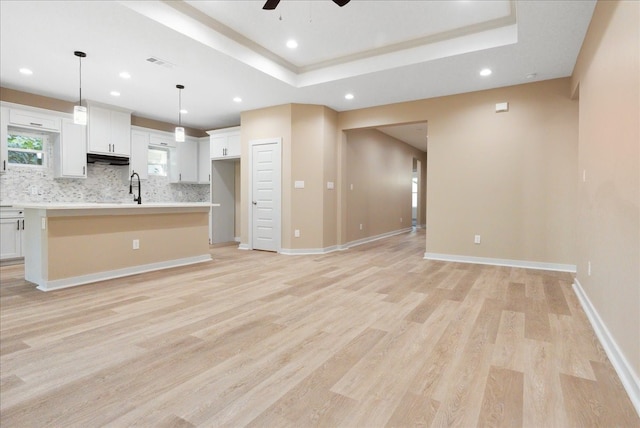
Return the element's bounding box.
[146,56,176,69]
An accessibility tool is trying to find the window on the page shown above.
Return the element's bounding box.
[7,130,46,166]
[148,147,168,176]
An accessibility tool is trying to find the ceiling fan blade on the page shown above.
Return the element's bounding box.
[332,0,351,6]
[263,0,280,10]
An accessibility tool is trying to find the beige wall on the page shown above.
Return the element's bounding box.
[240,104,339,250]
[47,212,209,279]
[339,78,578,265]
[571,0,639,378]
[345,128,426,242]
[240,104,292,247]
[0,87,206,137]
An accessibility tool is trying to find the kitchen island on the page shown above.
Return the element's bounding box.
[18,203,216,291]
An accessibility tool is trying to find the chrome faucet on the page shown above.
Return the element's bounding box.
[129,171,142,205]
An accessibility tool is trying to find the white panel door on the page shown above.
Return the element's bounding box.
[251,141,281,252]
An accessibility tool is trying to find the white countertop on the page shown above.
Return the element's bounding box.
[16,202,218,210]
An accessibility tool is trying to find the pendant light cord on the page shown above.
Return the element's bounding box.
[178,88,182,127]
[78,54,82,105]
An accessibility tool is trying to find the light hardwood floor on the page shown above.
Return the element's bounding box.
[1,230,638,427]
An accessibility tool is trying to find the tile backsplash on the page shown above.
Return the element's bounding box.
[0,144,209,205]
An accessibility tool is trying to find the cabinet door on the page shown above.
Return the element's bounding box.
[110,110,131,156]
[210,135,226,159]
[130,130,149,180]
[87,106,111,154]
[0,218,22,259]
[169,140,198,183]
[226,133,241,157]
[198,139,210,183]
[59,119,87,178]
[0,107,8,174]
[9,109,60,131]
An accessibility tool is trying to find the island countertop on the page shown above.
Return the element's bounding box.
[17,203,219,217]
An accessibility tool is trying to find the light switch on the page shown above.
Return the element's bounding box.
[294,180,305,189]
[495,102,509,113]
[327,181,334,190]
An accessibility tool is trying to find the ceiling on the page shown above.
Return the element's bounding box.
[0,1,595,151]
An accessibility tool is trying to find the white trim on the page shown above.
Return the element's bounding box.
[238,243,250,250]
[339,228,413,251]
[279,245,339,255]
[234,236,240,242]
[423,252,576,273]
[573,278,640,416]
[34,255,212,292]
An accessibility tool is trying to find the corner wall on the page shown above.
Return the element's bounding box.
[339,78,578,267]
[571,0,640,387]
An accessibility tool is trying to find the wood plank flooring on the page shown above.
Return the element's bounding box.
[0,230,638,427]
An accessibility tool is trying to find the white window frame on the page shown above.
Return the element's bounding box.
[7,128,48,168]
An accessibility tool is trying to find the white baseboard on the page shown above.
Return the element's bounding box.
[279,245,339,255]
[573,278,640,416]
[234,236,240,243]
[423,252,576,273]
[339,227,413,251]
[35,255,212,292]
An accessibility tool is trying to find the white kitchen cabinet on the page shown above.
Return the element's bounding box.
[0,208,24,260]
[198,138,210,184]
[87,104,131,157]
[208,126,240,159]
[130,129,149,180]
[54,119,87,178]
[149,132,176,149]
[170,138,198,183]
[0,107,8,174]
[8,108,60,132]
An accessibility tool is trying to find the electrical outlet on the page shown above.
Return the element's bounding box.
[133,239,140,250]
[359,224,363,230]
[587,261,591,276]
[294,229,300,238]
[30,186,38,195]
[400,217,403,223]
[474,235,481,244]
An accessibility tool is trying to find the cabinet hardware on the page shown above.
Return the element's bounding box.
[209,174,210,182]
[160,142,167,146]
[179,173,182,181]
[82,166,85,175]
[22,220,24,230]
[17,220,20,230]
[2,160,5,171]
[29,122,43,127]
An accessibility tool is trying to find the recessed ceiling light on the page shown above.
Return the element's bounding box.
[119,71,131,79]
[180,109,188,114]
[345,93,354,100]
[480,68,492,77]
[233,97,242,103]
[286,39,298,49]
[19,68,33,75]
[110,91,120,97]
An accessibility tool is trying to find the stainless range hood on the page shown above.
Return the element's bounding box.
[86,153,129,166]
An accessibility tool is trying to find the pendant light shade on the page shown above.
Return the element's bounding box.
[175,84,185,142]
[73,51,87,125]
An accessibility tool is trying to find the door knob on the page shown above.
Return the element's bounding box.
[252,201,257,205]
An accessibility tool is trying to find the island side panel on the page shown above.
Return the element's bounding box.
[24,209,48,287]
[46,212,209,280]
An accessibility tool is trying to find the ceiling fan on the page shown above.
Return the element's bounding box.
[263,0,350,10]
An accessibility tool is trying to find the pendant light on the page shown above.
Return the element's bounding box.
[73,51,87,125]
[175,84,185,142]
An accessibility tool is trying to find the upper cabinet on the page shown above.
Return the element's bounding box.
[208,126,240,159]
[54,119,87,179]
[170,138,199,183]
[0,107,8,174]
[130,129,150,180]
[198,137,210,184]
[8,108,60,132]
[87,104,131,157]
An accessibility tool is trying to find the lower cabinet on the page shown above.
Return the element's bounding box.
[0,209,24,260]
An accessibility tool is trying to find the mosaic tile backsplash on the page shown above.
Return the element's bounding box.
[0,144,209,205]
